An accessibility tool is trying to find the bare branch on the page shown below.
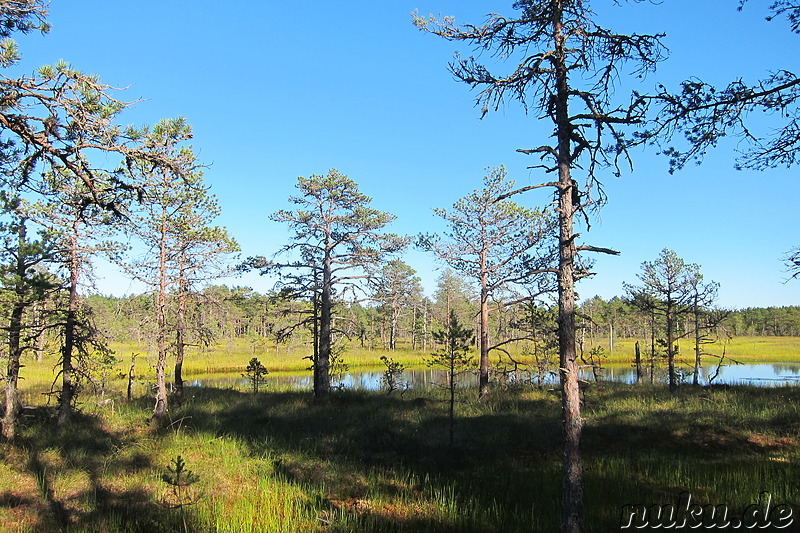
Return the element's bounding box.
[576,244,620,255]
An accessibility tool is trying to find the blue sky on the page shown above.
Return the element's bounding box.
[11,0,799,309]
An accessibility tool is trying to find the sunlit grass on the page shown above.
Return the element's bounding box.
[584,335,800,364]
[13,340,434,392]
[13,336,800,400]
[2,383,798,531]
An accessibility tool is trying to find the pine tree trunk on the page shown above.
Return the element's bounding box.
[34,301,45,363]
[3,305,25,441]
[58,229,80,426]
[153,214,169,420]
[412,305,418,350]
[3,225,28,441]
[609,320,614,353]
[553,2,583,530]
[650,314,656,384]
[634,340,642,384]
[389,304,398,350]
[423,304,428,351]
[693,295,701,385]
[667,299,677,393]
[174,273,186,406]
[311,291,319,395]
[478,274,490,401]
[316,252,332,397]
[449,356,455,449]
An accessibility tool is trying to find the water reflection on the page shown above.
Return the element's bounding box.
[188,362,800,391]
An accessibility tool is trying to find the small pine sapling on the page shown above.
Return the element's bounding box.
[379,355,405,394]
[242,357,268,393]
[425,310,474,448]
[329,345,349,390]
[162,455,201,533]
[581,346,606,383]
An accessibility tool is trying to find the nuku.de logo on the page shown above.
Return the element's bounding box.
[620,491,794,529]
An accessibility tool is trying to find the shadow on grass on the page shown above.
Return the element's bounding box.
[165,382,800,531]
[3,381,798,532]
[1,405,201,533]
[583,382,800,457]
[169,386,564,532]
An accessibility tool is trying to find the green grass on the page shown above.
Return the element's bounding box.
[1,383,798,532]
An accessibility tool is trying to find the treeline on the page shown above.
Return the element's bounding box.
[1,3,797,531]
[83,286,800,359]
[580,296,800,340]
[84,270,494,356]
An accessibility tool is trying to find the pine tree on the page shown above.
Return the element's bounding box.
[0,196,60,440]
[120,118,237,420]
[624,249,705,392]
[249,169,406,397]
[415,3,666,529]
[30,167,120,425]
[426,310,474,448]
[422,166,555,400]
[372,259,422,350]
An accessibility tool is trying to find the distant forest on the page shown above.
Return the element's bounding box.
[77,282,800,359]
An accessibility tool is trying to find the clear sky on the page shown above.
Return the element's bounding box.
[11,0,799,310]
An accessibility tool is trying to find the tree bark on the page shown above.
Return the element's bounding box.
[316,251,332,397]
[173,269,186,406]
[609,319,614,353]
[411,305,418,350]
[424,304,429,351]
[3,224,29,441]
[57,227,80,426]
[153,212,169,420]
[649,313,656,384]
[478,268,490,401]
[389,302,398,350]
[553,2,584,530]
[692,294,700,385]
[667,297,677,393]
[312,290,319,396]
[33,301,45,362]
[448,355,456,449]
[3,302,25,441]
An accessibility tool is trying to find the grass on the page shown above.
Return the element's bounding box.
[1,382,798,532]
[583,335,800,364]
[14,335,800,395]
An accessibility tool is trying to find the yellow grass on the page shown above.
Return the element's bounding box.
[582,336,800,364]
[12,336,800,402]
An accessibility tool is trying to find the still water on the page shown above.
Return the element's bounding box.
[187,362,800,391]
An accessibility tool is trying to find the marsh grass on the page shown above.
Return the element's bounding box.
[584,336,800,364]
[15,336,800,397]
[1,382,798,532]
[12,341,438,393]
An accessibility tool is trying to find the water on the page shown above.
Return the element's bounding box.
[187,368,451,392]
[188,362,800,391]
